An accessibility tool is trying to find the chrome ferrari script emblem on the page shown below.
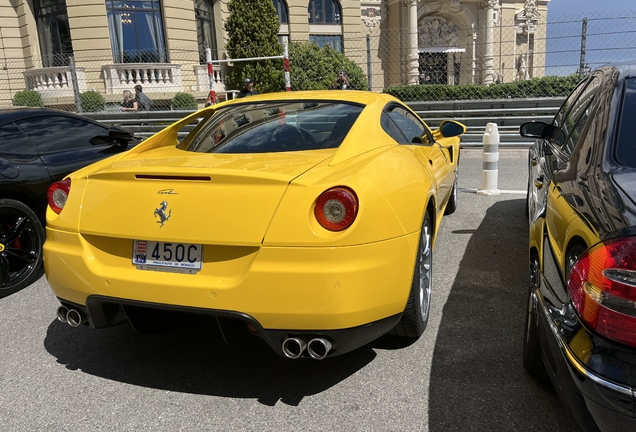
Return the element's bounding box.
[154,201,172,228]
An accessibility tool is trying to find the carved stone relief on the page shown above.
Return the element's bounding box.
[418,16,461,48]
[361,0,383,28]
[515,0,541,35]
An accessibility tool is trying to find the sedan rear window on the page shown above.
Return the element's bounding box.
[181,101,363,154]
[616,78,636,167]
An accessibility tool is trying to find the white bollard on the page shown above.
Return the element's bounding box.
[477,123,501,196]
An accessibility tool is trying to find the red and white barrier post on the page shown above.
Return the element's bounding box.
[206,48,217,105]
[283,39,291,92]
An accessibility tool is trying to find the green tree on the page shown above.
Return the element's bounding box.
[224,0,282,93]
[289,42,368,91]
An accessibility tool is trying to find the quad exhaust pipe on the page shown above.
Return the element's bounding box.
[56,306,84,328]
[281,337,306,359]
[281,336,333,360]
[307,338,332,360]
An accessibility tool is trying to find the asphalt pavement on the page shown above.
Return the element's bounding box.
[0,149,577,431]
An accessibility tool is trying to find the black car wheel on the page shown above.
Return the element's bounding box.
[0,199,45,298]
[523,253,548,381]
[392,212,432,337]
[444,169,458,215]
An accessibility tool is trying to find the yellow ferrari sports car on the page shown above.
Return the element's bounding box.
[44,90,465,359]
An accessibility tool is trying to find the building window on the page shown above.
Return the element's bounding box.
[195,0,218,63]
[308,0,341,24]
[33,0,73,67]
[106,0,167,63]
[309,35,342,52]
[273,0,288,24]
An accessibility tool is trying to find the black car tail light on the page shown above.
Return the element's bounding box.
[568,236,636,348]
[314,187,358,232]
[47,179,71,214]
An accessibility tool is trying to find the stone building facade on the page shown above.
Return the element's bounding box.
[0,0,549,107]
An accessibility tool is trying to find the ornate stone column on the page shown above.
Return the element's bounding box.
[405,0,419,85]
[515,0,541,81]
[481,0,499,85]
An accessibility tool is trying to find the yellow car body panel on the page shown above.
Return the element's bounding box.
[43,90,463,355]
[45,227,418,329]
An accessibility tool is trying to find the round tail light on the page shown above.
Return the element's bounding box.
[314,187,358,231]
[47,179,71,214]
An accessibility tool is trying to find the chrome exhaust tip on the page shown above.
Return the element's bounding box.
[281,337,307,359]
[56,306,69,323]
[66,309,83,328]
[307,338,332,360]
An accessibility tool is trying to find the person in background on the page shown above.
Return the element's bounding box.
[331,70,352,90]
[236,78,259,98]
[134,84,153,111]
[120,90,137,112]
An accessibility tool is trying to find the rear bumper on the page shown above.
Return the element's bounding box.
[56,296,402,357]
[44,228,418,331]
[535,287,636,431]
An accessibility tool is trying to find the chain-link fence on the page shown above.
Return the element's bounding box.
[1,10,634,113]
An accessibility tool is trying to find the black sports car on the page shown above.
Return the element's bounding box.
[0,108,138,298]
[521,64,636,431]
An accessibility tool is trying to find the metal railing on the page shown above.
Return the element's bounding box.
[83,97,564,148]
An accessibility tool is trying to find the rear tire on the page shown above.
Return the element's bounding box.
[523,254,548,381]
[0,199,44,299]
[392,212,433,337]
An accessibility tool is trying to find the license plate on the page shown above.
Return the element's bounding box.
[133,240,202,274]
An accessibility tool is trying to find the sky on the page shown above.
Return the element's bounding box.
[543,0,636,75]
[547,0,635,16]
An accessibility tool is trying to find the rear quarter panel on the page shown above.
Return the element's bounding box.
[263,144,436,247]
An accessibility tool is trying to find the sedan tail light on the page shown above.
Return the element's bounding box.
[47,179,71,214]
[314,187,358,231]
[568,236,636,347]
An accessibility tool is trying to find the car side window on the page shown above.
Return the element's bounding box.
[552,78,589,133]
[554,77,600,156]
[380,112,407,143]
[16,115,109,153]
[0,123,38,156]
[386,106,433,145]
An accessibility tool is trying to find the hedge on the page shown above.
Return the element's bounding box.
[12,90,44,107]
[171,92,198,110]
[80,91,106,112]
[384,74,581,101]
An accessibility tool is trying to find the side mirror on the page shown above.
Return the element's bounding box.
[520,121,549,138]
[90,127,138,148]
[437,120,466,138]
[108,127,137,143]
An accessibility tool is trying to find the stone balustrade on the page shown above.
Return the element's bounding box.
[195,62,234,98]
[23,67,87,97]
[102,63,183,94]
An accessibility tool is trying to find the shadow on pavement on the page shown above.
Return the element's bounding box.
[428,199,576,432]
[44,315,375,406]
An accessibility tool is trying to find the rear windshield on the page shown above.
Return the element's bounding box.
[181,101,363,154]
[616,78,636,167]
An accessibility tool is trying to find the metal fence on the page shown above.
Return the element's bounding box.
[1,10,635,113]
